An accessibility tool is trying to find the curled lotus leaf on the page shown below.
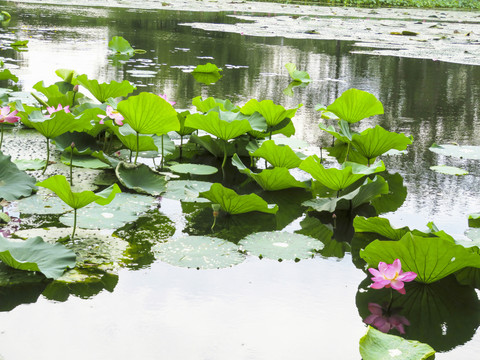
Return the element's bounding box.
[0,151,37,201]
[75,74,135,103]
[153,236,245,269]
[115,162,167,196]
[238,231,323,261]
[250,140,303,169]
[326,88,384,124]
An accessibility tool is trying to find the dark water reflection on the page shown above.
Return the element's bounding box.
[1,2,480,359]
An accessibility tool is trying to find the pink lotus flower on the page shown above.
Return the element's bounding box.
[159,93,176,106]
[97,105,124,126]
[364,302,410,334]
[368,259,417,294]
[46,104,70,115]
[0,106,20,123]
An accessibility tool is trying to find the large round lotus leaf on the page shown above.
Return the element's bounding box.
[169,163,218,175]
[0,152,37,201]
[13,159,46,171]
[61,153,111,169]
[430,143,480,160]
[238,231,324,261]
[59,193,155,230]
[115,162,167,196]
[14,227,128,269]
[17,194,71,214]
[0,235,76,279]
[359,327,435,360]
[163,180,212,202]
[430,165,468,175]
[153,236,245,269]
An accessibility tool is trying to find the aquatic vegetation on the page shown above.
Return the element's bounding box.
[0,151,36,201]
[283,63,311,96]
[97,105,124,126]
[364,303,410,334]
[368,259,417,294]
[191,63,223,84]
[0,105,19,150]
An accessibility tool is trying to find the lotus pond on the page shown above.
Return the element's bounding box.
[0,2,480,360]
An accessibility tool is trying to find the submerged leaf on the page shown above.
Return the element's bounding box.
[0,235,76,279]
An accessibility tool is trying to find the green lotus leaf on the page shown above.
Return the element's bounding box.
[53,131,98,155]
[326,88,384,124]
[153,236,244,270]
[185,111,252,141]
[91,150,121,169]
[117,92,179,135]
[115,162,167,196]
[75,74,135,103]
[169,163,218,175]
[112,123,158,152]
[32,81,77,107]
[271,136,309,150]
[29,110,88,139]
[57,193,154,230]
[250,140,303,168]
[468,213,480,228]
[430,165,468,175]
[325,139,371,165]
[361,232,480,283]
[55,69,78,83]
[192,96,238,113]
[232,154,306,191]
[11,40,28,48]
[304,176,388,212]
[359,326,435,360]
[61,153,111,169]
[299,155,385,191]
[176,110,196,136]
[192,72,223,85]
[0,235,76,279]
[0,151,37,200]
[239,231,323,261]
[370,172,407,214]
[285,63,311,83]
[429,143,480,160]
[0,11,11,21]
[354,216,410,240]
[37,175,121,210]
[163,180,213,202]
[17,194,71,214]
[192,63,222,74]
[319,119,354,143]
[351,125,412,162]
[241,99,301,135]
[108,36,135,55]
[283,80,308,97]
[200,183,278,215]
[0,69,18,83]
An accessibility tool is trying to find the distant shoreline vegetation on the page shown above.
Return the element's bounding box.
[248,0,480,10]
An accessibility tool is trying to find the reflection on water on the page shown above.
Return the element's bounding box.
[1,2,480,359]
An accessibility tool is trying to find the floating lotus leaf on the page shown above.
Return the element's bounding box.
[200,183,278,215]
[250,140,303,168]
[29,110,88,139]
[60,153,111,169]
[115,162,167,196]
[299,155,385,191]
[361,232,480,283]
[285,63,311,84]
[232,154,306,191]
[238,231,323,261]
[37,175,121,210]
[59,193,155,229]
[351,125,412,162]
[0,235,76,279]
[191,63,223,84]
[153,236,245,269]
[359,326,435,360]
[429,143,480,160]
[17,194,71,214]
[117,92,179,135]
[430,165,468,175]
[0,151,37,200]
[163,180,213,202]
[326,88,384,124]
[108,36,135,55]
[468,213,480,228]
[304,176,388,212]
[192,96,237,113]
[354,216,410,240]
[0,69,18,83]
[75,74,135,103]
[169,163,218,175]
[185,111,252,141]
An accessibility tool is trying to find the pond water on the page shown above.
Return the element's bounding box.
[1,2,480,359]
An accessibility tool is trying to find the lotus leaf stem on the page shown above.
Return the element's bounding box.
[0,125,4,151]
[160,135,164,170]
[42,138,50,175]
[71,208,77,240]
[134,131,139,164]
[69,150,74,186]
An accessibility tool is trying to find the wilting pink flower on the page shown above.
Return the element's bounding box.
[364,303,410,334]
[97,105,124,126]
[46,104,70,115]
[368,259,417,294]
[0,106,20,123]
[158,93,176,106]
